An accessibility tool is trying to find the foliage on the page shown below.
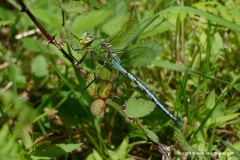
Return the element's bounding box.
[0,0,240,159]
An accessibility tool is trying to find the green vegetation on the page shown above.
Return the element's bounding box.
[0,0,240,159]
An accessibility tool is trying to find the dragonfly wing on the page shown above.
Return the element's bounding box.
[121,41,162,68]
[101,20,140,50]
[121,47,155,67]
[60,28,85,54]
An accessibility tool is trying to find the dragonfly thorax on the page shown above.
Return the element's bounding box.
[111,54,121,63]
[100,39,114,50]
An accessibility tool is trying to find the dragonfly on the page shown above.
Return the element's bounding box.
[105,39,182,128]
[76,31,183,128]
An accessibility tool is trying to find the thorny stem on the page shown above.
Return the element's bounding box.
[17,0,88,79]
[152,141,171,160]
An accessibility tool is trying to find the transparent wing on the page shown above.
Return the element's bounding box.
[121,47,156,68]
[103,20,140,50]
[99,20,162,68]
[60,28,82,51]
[112,41,162,68]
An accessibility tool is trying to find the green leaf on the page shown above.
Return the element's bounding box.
[58,1,86,13]
[216,136,240,158]
[30,143,82,159]
[9,63,26,88]
[0,125,19,159]
[28,132,64,149]
[101,15,129,36]
[31,9,61,30]
[31,55,49,78]
[71,10,111,32]
[116,137,129,160]
[21,125,33,150]
[206,90,215,109]
[142,128,159,143]
[125,98,155,118]
[106,99,126,118]
[86,72,99,97]
[141,20,173,39]
[98,82,112,99]
[90,99,106,116]
[207,124,216,160]
[159,6,240,32]
[0,20,14,27]
[215,113,240,125]
[21,38,50,53]
[98,66,113,80]
[152,60,229,84]
[225,141,240,158]
[0,5,16,20]
[86,149,103,160]
[233,83,240,93]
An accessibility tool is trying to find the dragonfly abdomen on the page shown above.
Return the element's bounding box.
[111,56,182,128]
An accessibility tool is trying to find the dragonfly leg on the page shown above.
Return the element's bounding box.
[76,50,89,65]
[79,50,98,98]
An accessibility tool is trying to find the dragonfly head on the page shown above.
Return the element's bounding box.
[79,32,95,45]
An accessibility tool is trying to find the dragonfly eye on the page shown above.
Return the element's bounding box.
[83,31,89,36]
[87,36,94,41]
